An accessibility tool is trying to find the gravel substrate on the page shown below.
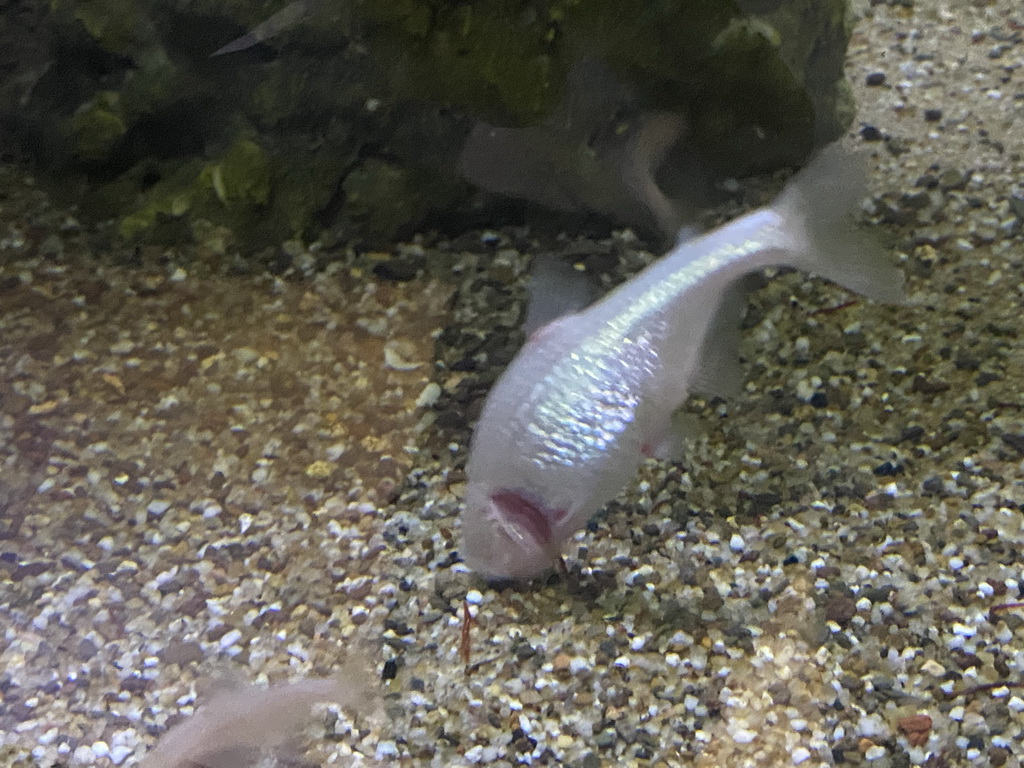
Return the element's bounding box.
[3,3,1024,768]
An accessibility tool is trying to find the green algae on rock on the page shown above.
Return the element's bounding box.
[6,0,859,250]
[69,91,128,163]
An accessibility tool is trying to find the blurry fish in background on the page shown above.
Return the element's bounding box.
[211,10,700,243]
[139,664,373,768]
[459,59,697,245]
[211,0,325,56]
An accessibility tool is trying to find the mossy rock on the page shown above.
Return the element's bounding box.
[69,91,127,162]
[201,138,272,207]
[110,137,272,243]
[340,157,463,246]
[359,0,563,126]
[52,0,156,56]
[11,0,860,251]
[561,0,853,173]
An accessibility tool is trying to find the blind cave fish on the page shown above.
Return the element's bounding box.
[461,143,904,580]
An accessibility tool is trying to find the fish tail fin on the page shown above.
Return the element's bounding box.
[774,144,905,304]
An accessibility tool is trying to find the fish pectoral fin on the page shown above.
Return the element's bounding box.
[523,256,600,338]
[690,276,758,399]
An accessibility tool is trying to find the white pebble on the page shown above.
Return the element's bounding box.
[91,741,110,759]
[73,745,95,764]
[465,589,483,605]
[569,657,591,674]
[865,745,886,761]
[157,393,180,410]
[375,741,399,760]
[38,728,58,746]
[791,746,811,764]
[857,714,887,739]
[729,533,745,552]
[732,728,757,744]
[218,628,242,648]
[795,377,816,402]
[951,622,976,637]
[1008,696,1024,712]
[481,745,499,761]
[109,745,134,765]
[415,382,442,408]
[233,346,259,364]
[147,500,171,517]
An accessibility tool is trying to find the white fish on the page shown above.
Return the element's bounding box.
[461,144,904,580]
[459,59,691,243]
[139,669,372,768]
[211,1,314,56]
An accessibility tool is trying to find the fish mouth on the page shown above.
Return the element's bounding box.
[490,490,555,549]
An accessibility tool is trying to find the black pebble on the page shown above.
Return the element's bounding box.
[860,124,884,142]
[873,461,903,477]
